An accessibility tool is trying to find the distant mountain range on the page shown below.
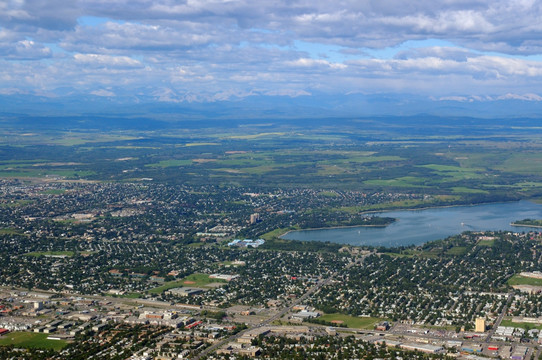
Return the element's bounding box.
[1,92,541,120]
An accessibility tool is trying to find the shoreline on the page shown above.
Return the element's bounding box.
[356,199,521,216]
[279,199,528,239]
[510,223,542,229]
[279,223,390,238]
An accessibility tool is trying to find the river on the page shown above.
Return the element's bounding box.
[280,200,542,247]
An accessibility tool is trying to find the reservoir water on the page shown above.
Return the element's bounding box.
[281,200,542,247]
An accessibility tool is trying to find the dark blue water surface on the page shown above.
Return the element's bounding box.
[281,201,542,247]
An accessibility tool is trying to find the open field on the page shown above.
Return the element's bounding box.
[507,274,542,286]
[0,200,33,208]
[40,189,67,195]
[477,239,495,247]
[495,153,542,176]
[384,249,441,259]
[0,332,68,350]
[500,319,542,331]
[181,273,226,287]
[145,159,193,168]
[445,246,468,256]
[0,228,24,235]
[148,273,226,294]
[318,314,385,329]
[25,251,75,257]
[261,227,299,240]
[0,169,95,178]
[1,116,542,205]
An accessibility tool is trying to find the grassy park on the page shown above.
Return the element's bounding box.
[0,332,68,350]
[319,314,386,329]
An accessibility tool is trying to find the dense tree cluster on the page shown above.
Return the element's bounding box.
[309,231,542,326]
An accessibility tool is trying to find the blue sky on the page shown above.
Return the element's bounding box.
[2,0,542,104]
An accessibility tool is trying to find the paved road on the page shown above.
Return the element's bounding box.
[485,292,513,343]
[193,254,369,359]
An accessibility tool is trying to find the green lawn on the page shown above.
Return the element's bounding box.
[478,239,495,247]
[0,332,67,350]
[500,319,542,331]
[180,273,226,287]
[261,227,299,240]
[40,189,66,195]
[507,274,542,286]
[0,228,24,235]
[148,273,225,294]
[318,314,386,329]
[446,246,468,256]
[0,200,33,208]
[25,251,75,257]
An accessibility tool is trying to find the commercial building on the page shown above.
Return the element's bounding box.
[399,343,444,354]
[375,321,390,331]
[475,317,486,332]
[291,310,320,320]
[209,274,239,281]
[461,344,483,353]
[167,287,204,297]
[249,213,260,224]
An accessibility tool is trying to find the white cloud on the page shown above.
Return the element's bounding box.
[287,58,347,69]
[90,89,116,97]
[74,53,143,67]
[497,93,542,101]
[265,89,311,97]
[438,96,471,102]
[2,0,542,101]
[0,39,52,60]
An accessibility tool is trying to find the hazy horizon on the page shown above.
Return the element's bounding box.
[2,1,542,118]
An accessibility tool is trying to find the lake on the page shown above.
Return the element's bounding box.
[281,200,542,247]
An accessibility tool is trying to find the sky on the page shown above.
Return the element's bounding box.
[2,0,542,105]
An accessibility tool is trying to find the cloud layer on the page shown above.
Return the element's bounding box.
[1,0,542,102]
